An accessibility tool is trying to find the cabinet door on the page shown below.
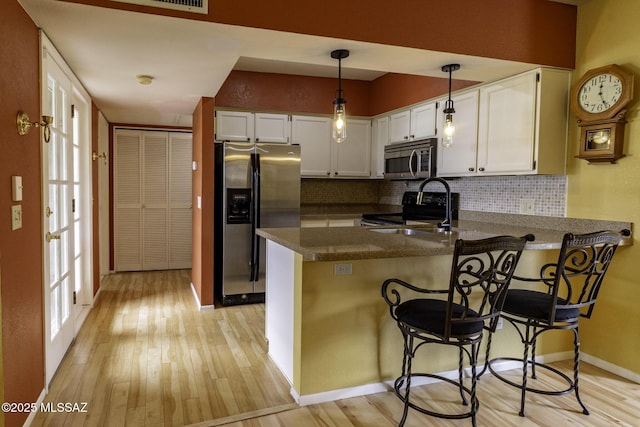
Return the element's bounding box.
[142,132,169,271]
[389,110,411,143]
[215,110,254,142]
[477,72,537,174]
[255,113,290,143]
[437,91,479,177]
[333,119,371,177]
[114,130,142,271]
[291,115,332,177]
[168,132,193,269]
[372,116,389,178]
[411,102,437,139]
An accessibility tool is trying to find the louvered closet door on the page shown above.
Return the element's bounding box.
[142,132,169,270]
[114,130,142,271]
[168,133,193,269]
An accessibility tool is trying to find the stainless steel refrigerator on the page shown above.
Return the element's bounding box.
[214,142,301,306]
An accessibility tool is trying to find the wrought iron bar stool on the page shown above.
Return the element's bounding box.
[382,234,533,427]
[482,229,630,417]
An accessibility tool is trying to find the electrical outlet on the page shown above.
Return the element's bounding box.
[11,205,22,231]
[334,263,352,276]
[519,199,535,215]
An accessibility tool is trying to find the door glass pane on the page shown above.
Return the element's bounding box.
[61,277,70,323]
[60,230,69,278]
[73,146,80,183]
[51,285,60,339]
[75,257,82,294]
[60,184,69,229]
[74,184,80,221]
[49,184,59,231]
[60,136,68,181]
[50,239,59,286]
[49,133,58,180]
[74,221,81,258]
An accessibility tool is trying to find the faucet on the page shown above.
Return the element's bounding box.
[417,177,452,232]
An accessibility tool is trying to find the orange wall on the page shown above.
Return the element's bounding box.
[0,2,45,426]
[63,0,576,69]
[216,71,372,116]
[216,70,478,117]
[192,98,215,306]
[369,73,478,116]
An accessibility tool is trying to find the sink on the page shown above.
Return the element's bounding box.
[369,227,441,236]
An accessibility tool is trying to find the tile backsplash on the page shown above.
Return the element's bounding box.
[302,175,567,217]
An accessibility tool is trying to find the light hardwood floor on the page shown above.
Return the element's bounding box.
[34,270,640,426]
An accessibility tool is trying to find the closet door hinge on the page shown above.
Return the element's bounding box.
[71,104,75,119]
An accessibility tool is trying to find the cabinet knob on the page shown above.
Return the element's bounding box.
[468,167,475,172]
[256,138,260,142]
[479,167,485,172]
[410,134,415,139]
[404,136,409,140]
[327,172,330,176]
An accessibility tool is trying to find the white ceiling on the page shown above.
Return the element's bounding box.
[18,0,576,127]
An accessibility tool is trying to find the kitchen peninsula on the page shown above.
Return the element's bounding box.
[256,213,632,406]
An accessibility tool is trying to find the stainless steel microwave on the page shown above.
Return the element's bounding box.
[384,138,437,180]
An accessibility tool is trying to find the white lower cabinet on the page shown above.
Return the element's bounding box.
[114,129,192,271]
[292,115,371,178]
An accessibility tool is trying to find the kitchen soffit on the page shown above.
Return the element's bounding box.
[18,0,574,127]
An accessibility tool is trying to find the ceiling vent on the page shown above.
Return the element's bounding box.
[109,0,208,14]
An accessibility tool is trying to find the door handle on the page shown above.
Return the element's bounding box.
[46,231,61,243]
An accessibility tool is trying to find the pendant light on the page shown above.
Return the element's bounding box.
[442,63,460,148]
[331,49,349,143]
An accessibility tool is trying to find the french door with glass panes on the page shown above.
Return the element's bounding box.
[42,35,92,385]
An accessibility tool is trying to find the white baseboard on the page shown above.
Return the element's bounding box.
[190,282,215,310]
[582,353,640,384]
[22,388,46,426]
[291,351,586,407]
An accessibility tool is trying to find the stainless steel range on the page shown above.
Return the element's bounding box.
[361,191,459,226]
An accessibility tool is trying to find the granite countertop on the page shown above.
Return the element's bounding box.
[257,214,633,262]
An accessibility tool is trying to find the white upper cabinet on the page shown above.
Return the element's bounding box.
[435,68,570,177]
[215,110,254,142]
[333,118,371,178]
[371,116,389,178]
[292,115,371,178]
[476,68,570,175]
[389,102,437,143]
[254,113,290,143]
[216,111,290,143]
[436,90,480,177]
[292,115,333,176]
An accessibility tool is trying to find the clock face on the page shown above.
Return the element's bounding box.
[578,73,623,113]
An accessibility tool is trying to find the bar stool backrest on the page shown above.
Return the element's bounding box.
[543,230,627,323]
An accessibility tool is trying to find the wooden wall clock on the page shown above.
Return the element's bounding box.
[570,64,634,164]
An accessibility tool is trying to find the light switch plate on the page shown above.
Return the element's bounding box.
[11,205,22,230]
[12,176,23,201]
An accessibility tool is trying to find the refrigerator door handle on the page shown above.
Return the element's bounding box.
[249,152,261,282]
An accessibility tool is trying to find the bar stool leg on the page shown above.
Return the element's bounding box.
[573,327,589,415]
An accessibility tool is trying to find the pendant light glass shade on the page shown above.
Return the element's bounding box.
[331,49,349,143]
[441,64,460,148]
[333,99,347,143]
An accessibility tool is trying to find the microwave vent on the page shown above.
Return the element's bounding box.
[109,0,208,14]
